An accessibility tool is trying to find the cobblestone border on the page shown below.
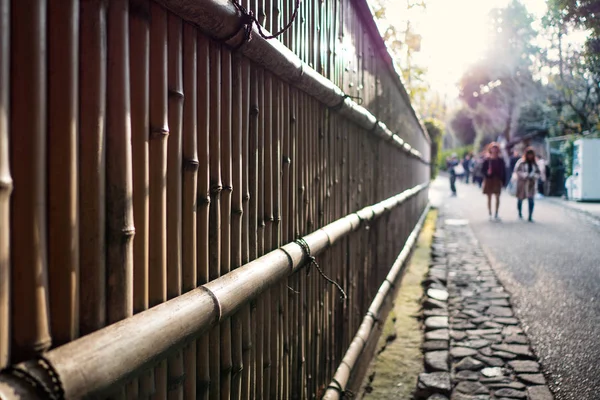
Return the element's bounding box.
[415,215,554,400]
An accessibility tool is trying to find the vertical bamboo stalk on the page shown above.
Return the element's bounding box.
[129,1,151,395]
[182,21,198,400]
[256,67,265,400]
[149,3,169,399]
[9,0,52,363]
[129,0,149,316]
[79,0,107,338]
[167,13,184,400]
[105,0,134,324]
[0,0,10,369]
[208,39,222,400]
[230,53,244,400]
[240,58,252,400]
[47,0,80,348]
[197,32,211,400]
[281,82,291,399]
[262,71,273,400]
[220,46,233,400]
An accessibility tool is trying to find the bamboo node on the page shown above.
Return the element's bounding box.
[168,89,184,99]
[183,159,200,171]
[2,356,66,400]
[150,126,169,139]
[167,373,186,391]
[222,185,233,193]
[198,195,211,205]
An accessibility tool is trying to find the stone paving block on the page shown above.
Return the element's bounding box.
[527,385,554,400]
[494,317,520,325]
[454,381,489,395]
[491,344,532,357]
[425,316,449,330]
[518,373,546,385]
[426,394,450,400]
[424,298,448,310]
[486,306,514,317]
[508,360,540,373]
[426,329,450,341]
[425,351,450,372]
[422,340,450,351]
[417,372,451,397]
[480,367,503,378]
[450,331,467,341]
[450,347,478,358]
[474,354,504,367]
[454,357,484,371]
[486,381,526,390]
[428,288,450,302]
[493,388,527,398]
[455,370,480,381]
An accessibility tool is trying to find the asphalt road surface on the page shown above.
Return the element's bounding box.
[430,175,600,400]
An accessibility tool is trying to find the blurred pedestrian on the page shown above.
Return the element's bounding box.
[514,147,541,222]
[472,156,484,188]
[463,154,472,184]
[447,154,459,196]
[482,143,506,221]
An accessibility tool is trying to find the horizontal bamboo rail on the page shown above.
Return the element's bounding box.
[323,203,431,399]
[155,0,428,163]
[0,183,428,400]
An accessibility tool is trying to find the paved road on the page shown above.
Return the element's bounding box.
[430,176,600,400]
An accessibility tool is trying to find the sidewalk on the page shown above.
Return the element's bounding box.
[416,212,554,400]
[542,196,600,222]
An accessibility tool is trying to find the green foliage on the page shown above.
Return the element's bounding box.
[437,145,474,173]
[560,136,576,177]
[424,118,444,178]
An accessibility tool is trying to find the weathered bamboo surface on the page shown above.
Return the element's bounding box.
[0,0,430,398]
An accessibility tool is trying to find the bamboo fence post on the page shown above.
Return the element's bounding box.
[79,0,107,338]
[0,0,10,370]
[167,13,184,400]
[289,88,299,399]
[240,58,252,400]
[197,32,211,399]
[47,0,80,347]
[9,0,52,363]
[149,3,169,399]
[230,52,244,400]
[262,70,273,400]
[208,39,222,400]
[182,21,198,400]
[220,46,233,400]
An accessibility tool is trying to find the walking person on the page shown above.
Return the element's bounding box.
[514,147,541,222]
[447,154,459,196]
[462,154,472,184]
[482,143,506,221]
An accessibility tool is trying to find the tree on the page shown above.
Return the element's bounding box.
[424,118,444,178]
[449,108,477,145]
[458,0,541,142]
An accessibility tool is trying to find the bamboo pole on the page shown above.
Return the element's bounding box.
[167,13,185,400]
[0,0,10,370]
[79,0,107,338]
[9,0,52,363]
[208,39,222,400]
[129,0,150,316]
[262,71,273,400]
[240,58,252,400]
[182,21,199,400]
[128,1,151,396]
[230,53,244,400]
[47,0,80,348]
[219,46,233,400]
[255,67,265,400]
[197,32,211,400]
[148,3,169,399]
[248,64,259,400]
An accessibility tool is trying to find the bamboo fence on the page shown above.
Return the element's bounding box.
[0,0,431,398]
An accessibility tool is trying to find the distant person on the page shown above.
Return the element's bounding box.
[482,143,506,221]
[514,147,541,222]
[472,156,484,188]
[509,149,520,173]
[536,155,548,196]
[446,154,459,196]
[462,154,472,184]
